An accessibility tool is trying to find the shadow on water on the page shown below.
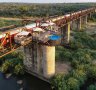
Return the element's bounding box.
[0,72,52,90]
[23,73,52,90]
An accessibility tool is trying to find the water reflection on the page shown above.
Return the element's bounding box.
[0,72,52,90]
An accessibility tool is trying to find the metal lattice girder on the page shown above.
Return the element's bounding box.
[0,38,32,58]
[0,44,20,58]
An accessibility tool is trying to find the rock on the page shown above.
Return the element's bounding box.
[6,73,12,79]
[19,87,23,90]
[17,80,23,85]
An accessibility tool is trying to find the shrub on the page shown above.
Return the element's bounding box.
[71,69,87,85]
[66,77,80,90]
[14,63,24,75]
[87,65,96,79]
[72,49,92,64]
[87,84,96,90]
[70,32,96,50]
[0,51,24,75]
[71,60,80,69]
[51,74,67,90]
[1,61,11,73]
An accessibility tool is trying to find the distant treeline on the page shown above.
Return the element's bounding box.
[0,3,96,17]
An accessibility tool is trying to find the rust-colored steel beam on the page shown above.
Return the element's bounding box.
[49,7,96,27]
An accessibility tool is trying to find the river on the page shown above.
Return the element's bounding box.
[0,72,52,90]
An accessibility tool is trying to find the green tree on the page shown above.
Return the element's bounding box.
[14,63,24,75]
[51,74,67,90]
[66,77,80,90]
[87,65,96,79]
[87,84,96,90]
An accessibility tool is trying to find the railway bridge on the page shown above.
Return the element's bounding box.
[0,7,96,81]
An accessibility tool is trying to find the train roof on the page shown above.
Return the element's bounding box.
[25,23,38,29]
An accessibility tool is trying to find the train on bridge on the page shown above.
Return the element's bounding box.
[0,20,59,46]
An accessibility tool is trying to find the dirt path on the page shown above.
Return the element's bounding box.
[0,17,42,21]
[56,61,71,74]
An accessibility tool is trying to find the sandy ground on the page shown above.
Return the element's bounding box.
[56,61,71,74]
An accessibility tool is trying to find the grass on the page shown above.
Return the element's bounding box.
[0,19,21,27]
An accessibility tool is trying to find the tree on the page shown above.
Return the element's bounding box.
[18,6,29,17]
[14,63,24,75]
[87,65,96,79]
[72,69,87,85]
[66,77,80,90]
[1,61,11,73]
[51,74,67,90]
[87,84,96,90]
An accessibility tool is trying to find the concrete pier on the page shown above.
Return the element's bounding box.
[23,43,55,79]
[71,20,78,30]
[43,46,55,78]
[77,17,82,30]
[67,22,71,43]
[61,22,71,44]
[85,15,88,25]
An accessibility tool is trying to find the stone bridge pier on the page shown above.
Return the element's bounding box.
[23,43,55,80]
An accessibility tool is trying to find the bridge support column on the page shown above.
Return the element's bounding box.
[23,43,42,73]
[61,22,71,44]
[71,20,77,30]
[23,43,55,80]
[67,22,71,43]
[77,17,82,30]
[85,15,88,25]
[43,46,55,78]
[82,15,88,28]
